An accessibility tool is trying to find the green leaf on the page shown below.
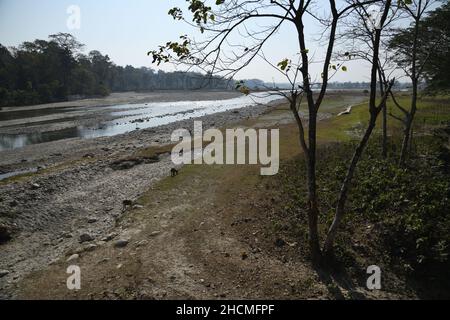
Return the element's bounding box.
[277,59,289,71]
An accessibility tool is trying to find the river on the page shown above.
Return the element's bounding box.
[0,92,283,151]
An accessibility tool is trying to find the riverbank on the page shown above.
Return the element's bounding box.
[0,94,284,298]
[0,91,367,299]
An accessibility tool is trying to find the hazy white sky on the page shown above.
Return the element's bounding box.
[0,0,375,82]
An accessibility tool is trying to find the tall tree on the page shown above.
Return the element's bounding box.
[151,0,394,264]
[388,0,442,165]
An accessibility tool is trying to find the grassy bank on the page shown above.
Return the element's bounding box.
[269,94,450,298]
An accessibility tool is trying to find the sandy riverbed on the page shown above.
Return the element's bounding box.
[0,91,285,298]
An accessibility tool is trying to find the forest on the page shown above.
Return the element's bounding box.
[0,33,230,108]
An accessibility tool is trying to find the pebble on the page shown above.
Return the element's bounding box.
[66,254,80,262]
[0,270,10,278]
[79,233,94,243]
[114,239,129,248]
[87,217,98,223]
[30,183,41,190]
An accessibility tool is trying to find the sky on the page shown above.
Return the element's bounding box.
[0,0,376,83]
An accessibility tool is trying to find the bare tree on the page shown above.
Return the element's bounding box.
[388,0,441,166]
[150,0,392,265]
[323,0,394,256]
[336,3,401,159]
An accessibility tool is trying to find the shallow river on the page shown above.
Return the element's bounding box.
[0,92,282,151]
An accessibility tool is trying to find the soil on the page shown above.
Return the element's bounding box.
[0,91,380,300]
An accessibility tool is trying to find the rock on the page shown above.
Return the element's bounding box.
[241,252,248,260]
[0,224,12,243]
[275,238,286,247]
[79,233,94,243]
[101,233,116,242]
[114,239,129,248]
[9,200,18,207]
[87,217,98,224]
[83,153,95,158]
[150,231,161,237]
[66,254,79,262]
[30,183,41,190]
[0,270,10,278]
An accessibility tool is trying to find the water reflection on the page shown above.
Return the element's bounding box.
[0,106,77,121]
[0,93,283,151]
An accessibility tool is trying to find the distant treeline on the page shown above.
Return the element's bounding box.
[0,33,231,107]
[240,78,412,91]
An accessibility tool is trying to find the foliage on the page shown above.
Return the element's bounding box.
[389,2,450,91]
[0,33,231,107]
[277,131,450,282]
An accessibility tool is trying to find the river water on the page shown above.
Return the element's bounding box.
[0,92,283,151]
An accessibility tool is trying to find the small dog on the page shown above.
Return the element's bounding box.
[170,168,178,177]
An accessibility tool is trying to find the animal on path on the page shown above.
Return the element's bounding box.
[170,168,178,177]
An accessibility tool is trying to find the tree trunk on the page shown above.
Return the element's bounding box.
[378,69,387,159]
[323,117,377,256]
[382,102,387,158]
[400,81,417,166]
[400,115,412,165]
[306,110,322,265]
[289,97,322,264]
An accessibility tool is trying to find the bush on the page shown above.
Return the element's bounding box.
[275,131,450,291]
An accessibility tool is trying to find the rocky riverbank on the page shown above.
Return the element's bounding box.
[0,99,281,298]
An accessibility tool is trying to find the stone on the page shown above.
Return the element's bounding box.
[114,239,129,248]
[87,217,98,223]
[30,183,41,190]
[66,254,79,262]
[275,238,286,247]
[150,231,161,237]
[79,233,94,243]
[0,270,10,278]
[101,233,116,242]
[0,224,12,243]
